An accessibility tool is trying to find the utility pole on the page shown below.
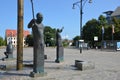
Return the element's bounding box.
[17,0,23,70]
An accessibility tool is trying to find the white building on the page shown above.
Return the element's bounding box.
[5,29,30,47]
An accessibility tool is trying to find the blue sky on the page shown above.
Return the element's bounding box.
[0,0,119,40]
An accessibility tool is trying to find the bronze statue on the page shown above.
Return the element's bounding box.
[2,41,14,61]
[55,27,64,63]
[56,27,64,47]
[28,13,45,76]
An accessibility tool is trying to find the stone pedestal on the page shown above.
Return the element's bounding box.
[5,52,13,58]
[2,57,15,61]
[75,60,95,71]
[2,52,13,61]
[30,72,47,77]
[75,60,83,67]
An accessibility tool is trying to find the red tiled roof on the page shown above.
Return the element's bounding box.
[24,30,30,37]
[6,29,30,37]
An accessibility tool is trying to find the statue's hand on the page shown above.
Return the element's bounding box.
[28,19,36,28]
[32,19,36,23]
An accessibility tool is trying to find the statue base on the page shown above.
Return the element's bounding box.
[30,71,47,77]
[2,57,15,61]
[55,57,64,63]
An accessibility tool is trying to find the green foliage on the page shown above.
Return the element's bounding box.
[62,39,69,47]
[111,17,120,40]
[80,15,120,47]
[82,19,101,47]
[72,36,80,46]
[25,35,33,46]
[112,17,120,27]
[73,36,80,41]
[98,15,107,26]
[83,19,100,41]
[0,36,5,46]
[44,26,56,46]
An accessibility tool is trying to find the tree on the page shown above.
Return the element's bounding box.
[103,17,120,40]
[44,26,56,46]
[98,15,108,40]
[25,34,33,46]
[78,14,120,48]
[98,15,107,26]
[72,36,80,46]
[104,25,112,40]
[112,17,120,40]
[62,39,69,47]
[83,19,100,41]
[82,19,100,47]
[0,36,5,46]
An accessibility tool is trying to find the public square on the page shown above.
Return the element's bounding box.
[0,47,120,80]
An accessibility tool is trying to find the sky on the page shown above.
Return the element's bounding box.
[0,0,119,40]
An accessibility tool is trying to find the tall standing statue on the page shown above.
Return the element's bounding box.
[28,13,46,77]
[55,27,64,63]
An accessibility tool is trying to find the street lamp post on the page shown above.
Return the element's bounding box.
[72,0,92,53]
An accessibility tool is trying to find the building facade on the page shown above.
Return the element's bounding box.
[5,29,30,47]
[104,6,120,24]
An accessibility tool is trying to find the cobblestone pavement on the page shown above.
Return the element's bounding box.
[0,47,120,80]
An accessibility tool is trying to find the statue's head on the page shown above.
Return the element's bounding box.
[36,13,43,23]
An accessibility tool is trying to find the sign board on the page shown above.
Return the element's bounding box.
[79,40,84,42]
[117,42,120,50]
[94,36,98,41]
